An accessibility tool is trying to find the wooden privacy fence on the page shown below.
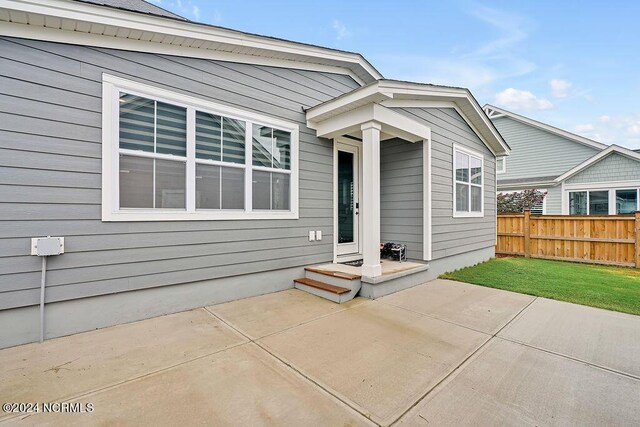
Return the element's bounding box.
[496,210,640,268]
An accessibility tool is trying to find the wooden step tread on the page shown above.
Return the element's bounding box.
[304,267,361,280]
[294,278,350,294]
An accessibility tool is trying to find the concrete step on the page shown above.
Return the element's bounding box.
[304,269,361,291]
[294,278,356,304]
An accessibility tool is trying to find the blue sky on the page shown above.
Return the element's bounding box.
[151,0,640,148]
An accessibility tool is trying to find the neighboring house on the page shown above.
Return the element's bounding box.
[485,105,640,215]
[0,0,509,348]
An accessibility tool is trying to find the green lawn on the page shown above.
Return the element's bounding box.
[440,257,640,316]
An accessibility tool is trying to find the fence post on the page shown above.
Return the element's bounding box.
[524,209,531,258]
[635,211,640,268]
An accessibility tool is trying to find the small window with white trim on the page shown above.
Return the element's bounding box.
[453,145,484,217]
[496,156,506,174]
[102,75,298,221]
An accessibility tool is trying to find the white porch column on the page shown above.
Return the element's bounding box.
[361,121,382,277]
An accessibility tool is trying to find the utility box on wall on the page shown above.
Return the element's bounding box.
[31,237,65,257]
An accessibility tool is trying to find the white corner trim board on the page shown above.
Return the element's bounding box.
[423,137,432,261]
[101,74,300,221]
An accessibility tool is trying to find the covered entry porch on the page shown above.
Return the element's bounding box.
[306,86,433,279]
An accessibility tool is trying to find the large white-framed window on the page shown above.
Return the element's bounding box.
[566,186,640,215]
[496,156,506,174]
[453,144,484,218]
[102,74,299,221]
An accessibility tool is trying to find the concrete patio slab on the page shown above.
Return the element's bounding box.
[15,343,374,427]
[0,308,246,420]
[207,289,368,339]
[397,338,640,426]
[379,279,535,334]
[499,298,640,378]
[258,301,490,426]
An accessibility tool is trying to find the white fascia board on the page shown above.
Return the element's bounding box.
[563,180,640,191]
[381,99,509,157]
[484,104,607,150]
[306,82,394,122]
[0,21,367,84]
[498,181,558,191]
[555,145,640,183]
[308,80,509,155]
[308,103,430,142]
[0,0,382,83]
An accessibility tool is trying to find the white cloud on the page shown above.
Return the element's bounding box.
[550,79,572,98]
[467,6,528,57]
[191,5,200,20]
[211,10,222,25]
[574,124,595,133]
[374,5,535,89]
[159,0,202,21]
[573,114,640,148]
[494,88,553,111]
[332,20,351,41]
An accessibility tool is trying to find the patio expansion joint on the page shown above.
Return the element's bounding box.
[493,336,640,382]
[388,295,540,426]
[204,299,367,342]
[203,305,382,426]
[0,332,250,424]
[493,298,640,382]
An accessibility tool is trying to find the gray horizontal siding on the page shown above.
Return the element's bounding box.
[393,107,496,260]
[493,116,601,181]
[566,153,640,184]
[380,138,423,259]
[0,36,360,310]
[544,185,562,215]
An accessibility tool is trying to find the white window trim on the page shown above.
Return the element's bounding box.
[452,144,485,218]
[101,74,299,221]
[496,156,506,174]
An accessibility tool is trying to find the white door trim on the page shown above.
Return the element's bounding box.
[333,138,363,262]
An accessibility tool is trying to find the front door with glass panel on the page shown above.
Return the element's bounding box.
[337,143,360,256]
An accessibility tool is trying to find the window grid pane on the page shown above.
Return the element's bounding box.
[119,154,153,208]
[252,170,271,210]
[119,94,155,153]
[156,101,187,157]
[588,191,608,215]
[221,167,245,210]
[195,163,221,209]
[471,186,482,212]
[455,152,469,183]
[470,156,482,185]
[456,183,469,212]
[195,112,222,161]
[616,189,638,214]
[222,117,246,164]
[569,191,587,215]
[252,125,273,168]
[155,160,186,209]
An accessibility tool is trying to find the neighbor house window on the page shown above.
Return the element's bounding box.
[616,189,638,214]
[102,75,298,221]
[569,190,608,215]
[496,157,506,174]
[453,145,483,217]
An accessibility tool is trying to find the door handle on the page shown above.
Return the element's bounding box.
[355,202,359,215]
